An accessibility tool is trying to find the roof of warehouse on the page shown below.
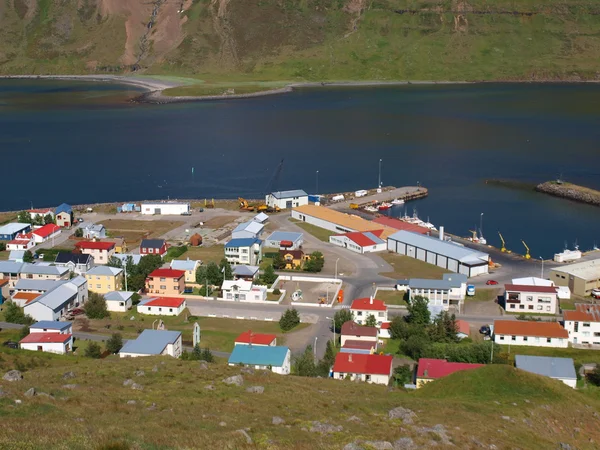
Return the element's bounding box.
[233,265,259,277]
[27,283,78,311]
[0,261,24,273]
[105,291,134,302]
[120,329,181,355]
[15,279,64,292]
[20,263,69,276]
[0,223,31,235]
[515,355,576,380]
[410,273,467,290]
[32,224,61,238]
[228,345,289,367]
[493,320,568,339]
[549,258,600,280]
[505,284,558,294]
[292,205,397,239]
[31,321,72,331]
[372,216,430,234]
[388,230,490,265]
[270,190,308,199]
[339,230,385,247]
[233,221,264,235]
[266,231,303,242]
[87,266,123,276]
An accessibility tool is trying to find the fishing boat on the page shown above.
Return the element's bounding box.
[378,202,392,211]
[364,205,378,213]
[391,198,405,206]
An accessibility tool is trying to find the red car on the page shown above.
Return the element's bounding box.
[486,280,499,285]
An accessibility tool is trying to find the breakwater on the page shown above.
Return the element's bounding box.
[536,182,600,207]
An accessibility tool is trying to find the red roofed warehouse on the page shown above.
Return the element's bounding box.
[416,358,484,388]
[19,332,73,355]
[340,321,378,351]
[332,353,393,385]
[76,240,116,265]
[145,269,185,296]
[504,283,558,315]
[137,297,187,316]
[493,320,568,348]
[32,224,61,243]
[372,216,430,235]
[564,304,600,345]
[350,297,388,327]
[329,230,387,254]
[235,330,277,347]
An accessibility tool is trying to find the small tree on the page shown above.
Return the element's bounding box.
[219,258,233,280]
[106,333,123,354]
[304,251,325,273]
[0,242,6,251]
[279,308,300,331]
[85,292,110,319]
[23,250,34,263]
[17,211,31,224]
[18,326,30,341]
[43,213,54,225]
[322,339,336,367]
[201,347,215,363]
[85,342,102,359]
[206,262,223,286]
[293,345,317,377]
[587,367,600,386]
[107,256,123,268]
[198,285,212,296]
[4,302,34,325]
[389,316,409,340]
[392,365,414,387]
[407,295,431,326]
[400,334,431,360]
[74,227,83,238]
[262,265,277,285]
[333,309,354,333]
[195,264,207,285]
[272,253,286,270]
[365,314,377,327]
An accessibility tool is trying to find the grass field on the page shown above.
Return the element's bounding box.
[466,288,499,303]
[184,245,225,264]
[289,220,331,242]
[101,219,183,248]
[375,290,408,306]
[379,253,450,279]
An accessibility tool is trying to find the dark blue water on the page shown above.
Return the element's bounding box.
[1,80,600,257]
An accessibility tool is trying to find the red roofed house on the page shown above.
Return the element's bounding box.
[504,283,558,315]
[341,321,378,353]
[493,320,568,348]
[332,352,393,385]
[563,304,600,345]
[329,230,387,254]
[235,330,277,346]
[456,320,470,339]
[6,233,35,251]
[416,358,484,388]
[350,296,388,327]
[137,297,187,316]
[145,269,185,296]
[76,240,116,265]
[19,332,73,354]
[372,216,430,235]
[32,224,61,244]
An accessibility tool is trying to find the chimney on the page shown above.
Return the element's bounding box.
[348,354,353,362]
[439,226,444,241]
[369,296,373,305]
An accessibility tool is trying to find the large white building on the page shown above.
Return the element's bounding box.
[266,190,308,210]
[563,304,600,345]
[224,238,262,266]
[119,329,182,358]
[140,202,190,216]
[23,277,88,322]
[387,231,490,277]
[504,284,558,315]
[493,320,568,348]
[408,273,468,311]
[329,230,387,254]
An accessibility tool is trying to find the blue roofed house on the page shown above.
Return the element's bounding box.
[55,203,74,228]
[0,223,32,241]
[265,190,308,210]
[225,238,262,266]
[408,273,468,311]
[515,355,577,388]
[233,265,260,281]
[30,321,73,335]
[228,345,291,375]
[264,231,304,250]
[24,276,88,322]
[232,221,264,240]
[170,258,201,283]
[119,329,182,358]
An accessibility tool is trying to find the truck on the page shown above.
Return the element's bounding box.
[350,203,359,210]
[467,285,475,296]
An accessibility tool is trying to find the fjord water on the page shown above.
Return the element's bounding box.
[1,80,599,257]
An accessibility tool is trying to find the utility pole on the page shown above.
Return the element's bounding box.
[124,262,128,291]
[316,170,319,195]
[540,256,544,279]
[335,258,339,281]
[378,159,382,188]
[314,337,318,362]
[480,212,484,237]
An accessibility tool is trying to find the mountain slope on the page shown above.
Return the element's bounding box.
[1,0,600,81]
[1,347,600,449]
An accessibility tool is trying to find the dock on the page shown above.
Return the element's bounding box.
[327,186,428,211]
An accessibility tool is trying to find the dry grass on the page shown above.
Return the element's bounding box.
[289,219,332,242]
[184,245,225,264]
[101,219,183,247]
[0,212,17,225]
[379,253,450,279]
[203,215,237,229]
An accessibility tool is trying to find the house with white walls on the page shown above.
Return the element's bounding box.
[350,297,388,327]
[563,304,600,345]
[332,353,393,385]
[119,329,182,358]
[137,297,186,316]
[19,332,73,354]
[492,320,568,348]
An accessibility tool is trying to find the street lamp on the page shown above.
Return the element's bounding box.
[314,336,318,362]
[316,170,319,194]
[540,256,544,279]
[480,212,484,237]
[335,258,339,280]
[378,159,382,188]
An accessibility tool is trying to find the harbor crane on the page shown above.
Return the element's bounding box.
[498,232,511,253]
[521,240,531,259]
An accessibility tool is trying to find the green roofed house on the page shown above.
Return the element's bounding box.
[228,345,291,375]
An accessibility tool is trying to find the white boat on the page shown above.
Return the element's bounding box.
[391,198,405,205]
[364,206,378,213]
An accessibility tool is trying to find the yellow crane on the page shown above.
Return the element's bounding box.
[521,240,531,259]
[498,232,511,253]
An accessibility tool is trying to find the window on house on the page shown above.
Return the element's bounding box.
[148,307,151,311]
[523,337,528,341]
[356,311,363,316]
[511,336,516,341]
[160,285,166,290]
[519,305,524,309]
[499,336,504,340]
[159,308,162,312]
[510,304,515,309]
[583,323,591,327]
[96,284,101,289]
[546,338,551,343]
[528,305,533,310]
[169,308,173,312]
[149,248,153,253]
[119,302,124,306]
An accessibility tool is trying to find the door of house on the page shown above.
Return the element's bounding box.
[37,346,42,351]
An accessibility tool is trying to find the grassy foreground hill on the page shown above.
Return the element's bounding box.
[1,0,600,83]
[1,347,600,449]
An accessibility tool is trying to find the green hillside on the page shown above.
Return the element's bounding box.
[1,344,600,449]
[1,0,600,82]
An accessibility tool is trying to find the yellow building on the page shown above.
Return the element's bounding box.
[85,266,124,294]
[106,237,128,254]
[280,250,308,270]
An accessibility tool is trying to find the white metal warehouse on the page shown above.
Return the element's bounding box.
[387,230,490,277]
[141,202,190,215]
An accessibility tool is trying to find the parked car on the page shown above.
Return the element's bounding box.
[3,340,18,349]
[592,288,600,299]
[486,280,499,285]
[479,325,491,335]
[184,287,193,294]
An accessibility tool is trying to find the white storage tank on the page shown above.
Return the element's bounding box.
[331,194,345,202]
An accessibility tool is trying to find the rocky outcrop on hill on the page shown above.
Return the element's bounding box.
[535,182,600,207]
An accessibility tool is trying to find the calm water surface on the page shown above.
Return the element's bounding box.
[1,80,599,257]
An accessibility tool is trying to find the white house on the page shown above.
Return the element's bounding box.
[23,277,88,322]
[140,202,190,216]
[27,208,55,221]
[329,230,387,254]
[228,345,291,375]
[137,297,186,316]
[224,238,262,266]
[265,190,308,210]
[492,320,569,348]
[231,221,264,240]
[170,259,201,284]
[563,304,600,345]
[19,332,73,354]
[6,235,35,251]
[104,291,134,312]
[19,263,70,281]
[235,330,277,346]
[30,321,72,334]
[31,224,61,243]
[81,223,106,240]
[119,329,182,358]
[515,355,577,388]
[408,273,468,311]
[332,353,393,385]
[504,284,558,315]
[221,279,267,302]
[350,297,388,327]
[253,212,269,224]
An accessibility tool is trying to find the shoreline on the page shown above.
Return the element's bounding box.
[3,74,600,104]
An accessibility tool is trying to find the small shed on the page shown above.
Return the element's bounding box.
[190,233,203,247]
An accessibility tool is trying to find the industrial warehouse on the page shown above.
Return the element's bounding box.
[549,259,600,297]
[387,230,490,277]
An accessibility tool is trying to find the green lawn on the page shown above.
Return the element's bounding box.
[289,219,332,242]
[465,288,499,303]
[379,252,450,280]
[375,290,408,306]
[380,338,401,356]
